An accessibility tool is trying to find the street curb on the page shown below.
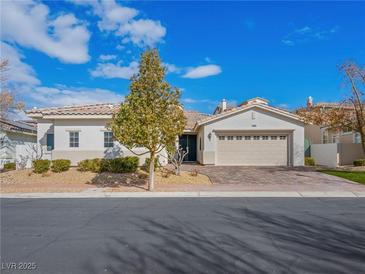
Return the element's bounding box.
[1,191,365,198]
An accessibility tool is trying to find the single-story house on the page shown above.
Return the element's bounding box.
[27,97,305,166]
[0,118,37,168]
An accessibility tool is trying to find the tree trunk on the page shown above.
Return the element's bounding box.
[360,131,365,156]
[176,165,180,176]
[148,152,155,191]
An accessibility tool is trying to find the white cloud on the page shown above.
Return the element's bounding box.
[282,25,339,46]
[182,65,222,79]
[99,54,117,61]
[70,0,165,48]
[90,61,139,79]
[164,63,181,73]
[95,1,138,32]
[1,1,90,63]
[31,86,123,107]
[118,19,166,48]
[0,42,40,86]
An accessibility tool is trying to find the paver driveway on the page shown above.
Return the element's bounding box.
[181,165,365,191]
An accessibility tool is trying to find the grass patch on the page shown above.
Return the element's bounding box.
[321,170,365,184]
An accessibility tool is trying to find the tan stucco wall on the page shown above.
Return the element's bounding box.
[305,125,321,144]
[321,128,355,144]
[338,143,365,165]
[339,133,353,143]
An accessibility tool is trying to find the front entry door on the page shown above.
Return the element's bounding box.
[179,135,197,162]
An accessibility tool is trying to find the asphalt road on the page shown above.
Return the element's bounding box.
[1,198,365,274]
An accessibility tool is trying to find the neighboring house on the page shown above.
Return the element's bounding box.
[317,102,360,145]
[305,98,360,145]
[0,118,37,168]
[27,97,305,167]
[304,97,364,167]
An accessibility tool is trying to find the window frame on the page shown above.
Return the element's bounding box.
[104,131,114,148]
[69,131,79,148]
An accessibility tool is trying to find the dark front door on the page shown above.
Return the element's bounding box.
[179,135,197,162]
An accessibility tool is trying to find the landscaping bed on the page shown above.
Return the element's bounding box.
[0,167,211,193]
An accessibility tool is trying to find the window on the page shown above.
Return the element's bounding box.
[227,136,234,140]
[253,136,260,140]
[245,136,251,140]
[262,136,269,140]
[236,136,242,140]
[342,127,352,134]
[69,132,79,147]
[271,136,277,140]
[218,136,225,140]
[322,130,329,144]
[354,132,361,144]
[279,136,286,140]
[46,134,54,151]
[104,132,113,148]
[332,135,339,143]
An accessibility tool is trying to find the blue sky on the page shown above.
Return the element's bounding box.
[1,1,364,115]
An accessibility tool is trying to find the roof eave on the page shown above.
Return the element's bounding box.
[196,104,304,127]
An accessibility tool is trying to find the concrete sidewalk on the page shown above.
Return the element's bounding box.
[1,191,365,198]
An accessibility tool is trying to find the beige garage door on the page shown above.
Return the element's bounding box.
[217,134,288,166]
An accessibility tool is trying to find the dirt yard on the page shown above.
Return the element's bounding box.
[0,167,212,193]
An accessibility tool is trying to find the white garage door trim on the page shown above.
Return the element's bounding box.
[215,131,293,166]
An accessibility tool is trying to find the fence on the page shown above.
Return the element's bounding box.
[311,143,364,167]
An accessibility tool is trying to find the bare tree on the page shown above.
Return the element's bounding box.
[297,61,365,153]
[163,145,189,176]
[0,59,25,118]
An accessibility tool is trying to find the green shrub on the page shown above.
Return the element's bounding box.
[108,157,139,173]
[33,159,51,174]
[4,162,16,171]
[51,159,71,173]
[78,157,138,173]
[144,156,160,171]
[77,159,91,172]
[353,159,365,166]
[305,157,315,166]
[77,158,108,173]
[122,156,139,172]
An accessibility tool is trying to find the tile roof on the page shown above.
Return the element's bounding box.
[316,102,355,110]
[184,110,211,130]
[0,118,37,135]
[27,103,119,116]
[26,104,210,131]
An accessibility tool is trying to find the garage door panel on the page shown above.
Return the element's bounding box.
[217,135,288,166]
